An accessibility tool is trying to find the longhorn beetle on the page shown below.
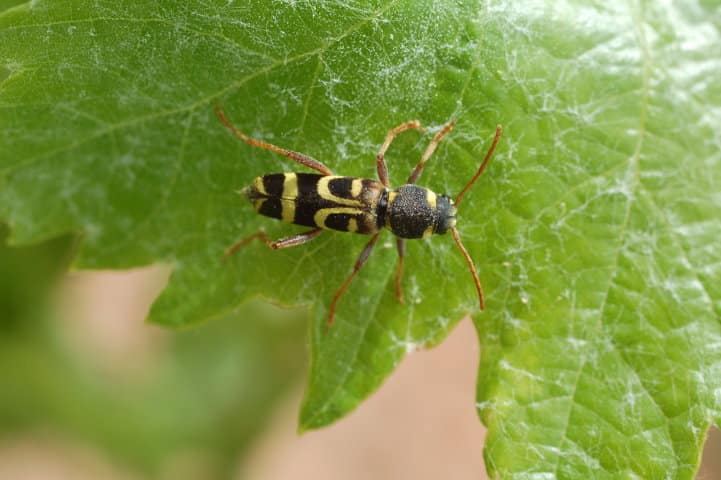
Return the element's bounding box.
[216,105,502,326]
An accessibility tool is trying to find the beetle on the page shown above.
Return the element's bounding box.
[216,105,502,326]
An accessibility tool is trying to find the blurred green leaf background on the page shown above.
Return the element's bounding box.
[0,229,308,478]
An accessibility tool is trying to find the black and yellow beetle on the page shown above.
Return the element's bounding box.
[216,106,502,326]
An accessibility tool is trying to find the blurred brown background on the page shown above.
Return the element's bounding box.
[0,266,719,479]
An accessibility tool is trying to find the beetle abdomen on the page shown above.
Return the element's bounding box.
[246,173,385,234]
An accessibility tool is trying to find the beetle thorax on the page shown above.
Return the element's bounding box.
[385,184,456,239]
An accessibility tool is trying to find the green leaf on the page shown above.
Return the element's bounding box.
[2,1,720,478]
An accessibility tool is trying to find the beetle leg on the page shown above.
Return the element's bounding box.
[327,233,380,326]
[216,105,333,176]
[407,120,455,185]
[450,226,485,311]
[223,228,323,260]
[394,237,406,304]
[376,120,425,187]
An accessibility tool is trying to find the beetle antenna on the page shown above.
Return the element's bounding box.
[454,125,502,206]
[450,226,485,311]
